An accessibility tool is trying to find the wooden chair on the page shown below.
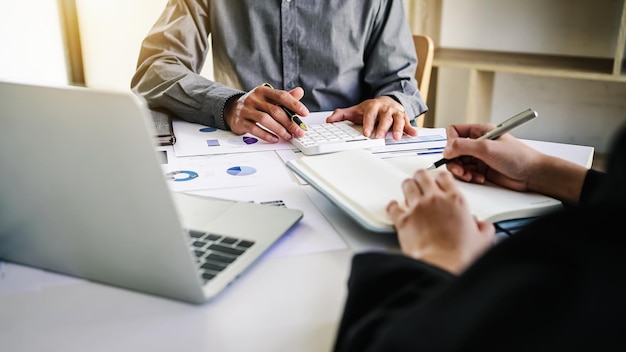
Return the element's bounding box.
[412,34,435,127]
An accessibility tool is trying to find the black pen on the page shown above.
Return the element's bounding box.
[261,82,307,131]
[426,109,538,170]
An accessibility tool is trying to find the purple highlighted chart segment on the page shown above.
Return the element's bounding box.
[226,135,259,145]
[243,136,258,145]
[226,166,257,176]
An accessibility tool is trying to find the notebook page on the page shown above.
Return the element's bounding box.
[290,149,408,231]
[386,155,562,222]
[454,181,562,222]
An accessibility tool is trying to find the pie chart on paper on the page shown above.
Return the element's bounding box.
[226,166,257,176]
[242,136,258,145]
[165,170,199,182]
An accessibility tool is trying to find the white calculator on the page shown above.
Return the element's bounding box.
[290,120,385,155]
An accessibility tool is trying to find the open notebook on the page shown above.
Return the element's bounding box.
[287,149,563,233]
[0,80,303,304]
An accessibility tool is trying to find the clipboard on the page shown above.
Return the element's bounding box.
[150,108,176,146]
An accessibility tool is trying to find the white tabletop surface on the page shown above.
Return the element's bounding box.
[0,137,592,352]
[0,186,399,352]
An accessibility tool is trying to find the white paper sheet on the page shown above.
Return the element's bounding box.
[172,120,296,157]
[162,151,294,192]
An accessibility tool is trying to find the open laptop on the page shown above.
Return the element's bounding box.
[0,80,303,304]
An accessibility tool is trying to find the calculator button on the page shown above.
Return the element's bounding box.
[290,121,385,155]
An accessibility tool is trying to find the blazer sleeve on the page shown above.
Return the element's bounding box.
[579,169,605,205]
[333,252,455,352]
[363,0,427,120]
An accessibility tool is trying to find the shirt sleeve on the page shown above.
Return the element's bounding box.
[333,252,455,352]
[130,0,241,130]
[363,0,428,120]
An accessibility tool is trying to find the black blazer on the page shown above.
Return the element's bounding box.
[333,124,626,352]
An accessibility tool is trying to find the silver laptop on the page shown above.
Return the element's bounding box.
[0,80,303,304]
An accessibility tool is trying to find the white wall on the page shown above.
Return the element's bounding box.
[0,0,68,85]
[439,0,619,57]
[433,0,626,153]
[75,0,168,91]
[75,0,213,91]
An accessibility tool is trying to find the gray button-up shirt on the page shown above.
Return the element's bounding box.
[131,0,427,130]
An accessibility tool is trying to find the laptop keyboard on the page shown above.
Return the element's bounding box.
[188,230,255,284]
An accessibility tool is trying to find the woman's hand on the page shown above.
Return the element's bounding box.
[387,169,495,274]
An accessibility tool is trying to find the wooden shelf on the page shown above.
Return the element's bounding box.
[409,0,626,128]
[433,48,626,82]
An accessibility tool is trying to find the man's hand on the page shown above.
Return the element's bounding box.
[326,96,416,140]
[223,84,309,143]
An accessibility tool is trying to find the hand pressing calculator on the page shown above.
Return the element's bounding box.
[290,120,385,155]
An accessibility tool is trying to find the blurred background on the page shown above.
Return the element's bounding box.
[2,0,625,156]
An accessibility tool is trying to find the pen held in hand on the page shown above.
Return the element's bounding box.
[262,82,308,131]
[425,109,538,170]
[280,105,308,131]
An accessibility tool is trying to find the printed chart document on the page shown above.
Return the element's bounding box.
[368,127,446,157]
[287,149,564,233]
[172,120,295,156]
[162,151,293,192]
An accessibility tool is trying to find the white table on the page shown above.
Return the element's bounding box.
[0,138,593,352]
[0,187,399,352]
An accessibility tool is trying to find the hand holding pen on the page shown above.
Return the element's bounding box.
[222,82,309,142]
[426,109,537,170]
[262,82,308,132]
